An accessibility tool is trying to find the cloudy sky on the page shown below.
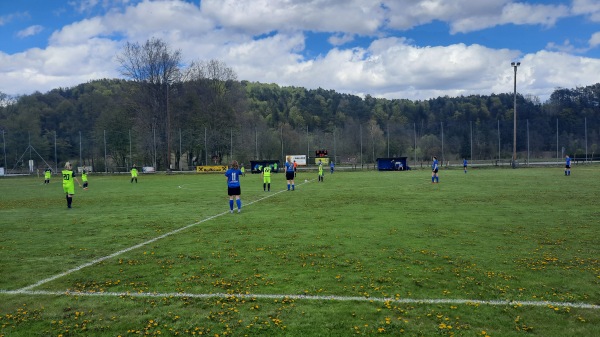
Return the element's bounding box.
[1,0,600,102]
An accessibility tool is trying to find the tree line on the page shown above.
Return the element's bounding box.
[1,38,599,172]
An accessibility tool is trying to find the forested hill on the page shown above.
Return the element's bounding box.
[242,81,600,132]
[1,79,599,170]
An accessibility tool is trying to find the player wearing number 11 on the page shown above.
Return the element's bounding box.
[285,156,295,191]
[225,160,243,213]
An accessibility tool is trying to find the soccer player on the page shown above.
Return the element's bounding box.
[431,156,439,183]
[82,169,89,190]
[285,156,295,191]
[565,155,571,176]
[463,158,468,173]
[330,161,335,174]
[131,166,138,183]
[293,160,298,177]
[262,164,272,191]
[318,161,324,182]
[225,160,243,213]
[44,167,52,184]
[62,162,81,209]
[240,164,245,176]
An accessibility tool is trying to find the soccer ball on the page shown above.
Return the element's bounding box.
[304,179,308,183]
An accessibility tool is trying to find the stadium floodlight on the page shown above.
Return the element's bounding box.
[511,61,520,168]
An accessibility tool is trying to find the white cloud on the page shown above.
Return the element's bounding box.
[17,25,44,38]
[385,0,503,31]
[265,38,521,100]
[49,17,106,45]
[498,3,569,27]
[546,32,600,54]
[0,38,121,95]
[1,11,30,26]
[383,0,569,34]
[67,0,137,13]
[546,39,582,54]
[451,2,569,33]
[571,0,600,22]
[590,32,600,48]
[222,33,307,81]
[328,33,355,47]
[201,0,385,35]
[110,0,214,45]
[522,50,600,94]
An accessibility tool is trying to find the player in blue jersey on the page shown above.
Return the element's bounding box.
[565,155,571,176]
[285,156,295,191]
[225,160,243,213]
[463,158,468,173]
[431,156,439,183]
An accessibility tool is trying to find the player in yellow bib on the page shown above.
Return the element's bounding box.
[62,162,81,208]
[318,162,324,182]
[82,170,89,190]
[131,166,138,183]
[262,165,272,191]
[44,167,52,184]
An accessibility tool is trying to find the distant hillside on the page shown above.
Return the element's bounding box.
[1,80,599,171]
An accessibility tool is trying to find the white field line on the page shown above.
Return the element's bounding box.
[15,185,294,292]
[1,289,599,310]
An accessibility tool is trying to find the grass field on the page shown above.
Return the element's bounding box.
[0,165,599,336]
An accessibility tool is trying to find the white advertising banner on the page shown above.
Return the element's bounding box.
[287,155,306,166]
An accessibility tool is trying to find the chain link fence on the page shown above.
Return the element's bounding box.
[1,117,597,175]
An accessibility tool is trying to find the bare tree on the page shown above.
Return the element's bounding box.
[183,59,243,163]
[185,59,237,82]
[117,37,182,170]
[0,92,7,106]
[0,92,16,107]
[366,119,384,162]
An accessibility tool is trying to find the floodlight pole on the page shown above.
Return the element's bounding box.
[79,131,82,166]
[104,130,107,173]
[54,131,57,172]
[166,82,171,171]
[511,61,520,168]
[2,129,7,171]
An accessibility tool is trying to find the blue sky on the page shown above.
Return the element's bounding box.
[1,0,600,102]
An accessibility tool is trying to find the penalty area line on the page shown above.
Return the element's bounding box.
[1,289,599,310]
[15,183,304,293]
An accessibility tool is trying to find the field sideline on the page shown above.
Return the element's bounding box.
[1,166,599,336]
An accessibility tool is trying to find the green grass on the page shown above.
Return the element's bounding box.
[0,166,599,336]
